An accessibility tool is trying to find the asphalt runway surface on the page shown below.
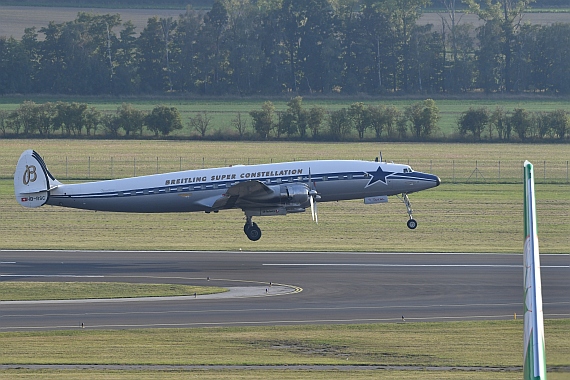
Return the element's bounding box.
[1,250,568,331]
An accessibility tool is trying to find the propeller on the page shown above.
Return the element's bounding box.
[308,168,320,223]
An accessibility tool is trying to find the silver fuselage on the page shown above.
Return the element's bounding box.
[46,160,440,213]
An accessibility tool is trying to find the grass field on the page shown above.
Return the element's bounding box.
[1,140,569,252]
[0,282,227,301]
[1,139,569,379]
[0,320,568,379]
[2,97,570,139]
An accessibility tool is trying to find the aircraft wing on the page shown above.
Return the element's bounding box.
[210,180,274,210]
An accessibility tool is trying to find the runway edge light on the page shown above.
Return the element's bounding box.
[523,160,547,380]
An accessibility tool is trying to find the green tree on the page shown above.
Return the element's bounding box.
[490,107,508,140]
[146,105,183,137]
[328,108,352,140]
[465,0,535,92]
[457,107,490,140]
[359,0,391,93]
[307,106,326,138]
[545,109,569,140]
[510,108,532,141]
[116,103,146,136]
[277,111,296,138]
[84,107,102,136]
[37,14,122,94]
[0,110,8,136]
[349,102,367,139]
[475,20,503,92]
[56,102,88,136]
[171,9,202,93]
[113,21,138,94]
[138,16,173,92]
[364,105,387,140]
[8,101,39,135]
[532,23,570,94]
[278,96,309,137]
[405,99,440,139]
[250,101,275,139]
[383,106,401,138]
[369,0,431,92]
[101,113,121,137]
[194,0,229,94]
[0,36,35,94]
[224,0,265,95]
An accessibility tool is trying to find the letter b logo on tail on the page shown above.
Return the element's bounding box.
[23,165,37,185]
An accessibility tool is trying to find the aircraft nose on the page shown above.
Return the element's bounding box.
[435,176,441,186]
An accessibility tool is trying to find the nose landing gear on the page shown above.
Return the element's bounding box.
[399,193,417,230]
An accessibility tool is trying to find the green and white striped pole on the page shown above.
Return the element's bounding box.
[523,160,547,380]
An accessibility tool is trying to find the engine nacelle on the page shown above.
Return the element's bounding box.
[280,184,310,207]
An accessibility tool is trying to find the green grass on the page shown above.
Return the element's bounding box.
[2,97,570,138]
[0,282,227,301]
[0,320,568,377]
[1,140,569,379]
[1,140,569,252]
[0,371,539,380]
[2,180,569,252]
[2,140,569,181]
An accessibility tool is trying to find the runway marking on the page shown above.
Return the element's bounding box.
[0,262,17,264]
[263,263,569,268]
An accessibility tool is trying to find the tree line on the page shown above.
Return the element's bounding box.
[1,98,568,141]
[0,101,183,138]
[1,0,570,96]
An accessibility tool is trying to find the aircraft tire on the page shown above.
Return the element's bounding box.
[407,219,417,229]
[246,223,262,241]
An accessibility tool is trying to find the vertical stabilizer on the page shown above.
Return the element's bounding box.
[523,161,547,380]
[14,150,61,208]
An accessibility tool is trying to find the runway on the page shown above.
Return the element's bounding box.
[1,250,568,331]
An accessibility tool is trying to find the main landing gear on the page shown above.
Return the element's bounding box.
[244,216,262,241]
[398,193,418,230]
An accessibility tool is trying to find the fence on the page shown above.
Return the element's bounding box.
[3,156,569,184]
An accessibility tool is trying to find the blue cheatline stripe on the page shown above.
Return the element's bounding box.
[50,170,438,201]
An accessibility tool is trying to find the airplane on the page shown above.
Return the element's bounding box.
[14,149,440,241]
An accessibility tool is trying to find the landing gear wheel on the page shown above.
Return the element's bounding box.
[245,222,262,241]
[407,219,417,230]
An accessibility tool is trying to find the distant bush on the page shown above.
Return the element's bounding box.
[1,99,568,143]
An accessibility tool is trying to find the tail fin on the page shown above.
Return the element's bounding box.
[14,150,61,208]
[523,161,547,380]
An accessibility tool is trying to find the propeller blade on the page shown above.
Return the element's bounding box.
[308,167,318,223]
[314,200,318,224]
[309,193,315,221]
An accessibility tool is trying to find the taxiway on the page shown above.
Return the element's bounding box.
[1,250,568,331]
